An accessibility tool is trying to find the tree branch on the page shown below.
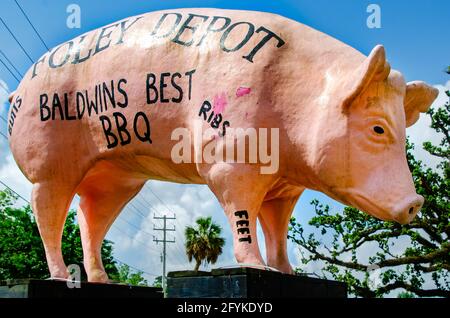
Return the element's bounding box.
[350,279,450,298]
[383,281,450,298]
[416,264,450,273]
[290,236,367,271]
[336,227,438,255]
[292,232,450,271]
[407,220,443,244]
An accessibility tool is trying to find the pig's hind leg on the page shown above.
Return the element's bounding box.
[31,181,77,280]
[76,163,145,283]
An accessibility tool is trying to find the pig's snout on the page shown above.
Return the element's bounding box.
[392,195,424,224]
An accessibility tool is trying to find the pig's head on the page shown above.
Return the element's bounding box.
[309,45,438,224]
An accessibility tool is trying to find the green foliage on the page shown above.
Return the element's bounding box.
[0,190,48,280]
[0,190,119,281]
[110,264,148,286]
[288,88,450,298]
[398,291,416,298]
[152,276,162,288]
[445,66,450,75]
[185,216,225,271]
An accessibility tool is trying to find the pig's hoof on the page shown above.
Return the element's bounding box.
[266,262,294,274]
[88,270,111,283]
[283,266,295,275]
[236,259,267,270]
[278,264,294,275]
[275,264,295,275]
[49,269,69,280]
[49,276,69,281]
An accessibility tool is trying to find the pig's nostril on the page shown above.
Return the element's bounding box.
[408,207,414,214]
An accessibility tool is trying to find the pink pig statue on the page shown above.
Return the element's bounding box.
[6,8,438,282]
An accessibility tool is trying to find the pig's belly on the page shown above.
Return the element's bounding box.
[88,152,205,185]
[134,154,204,184]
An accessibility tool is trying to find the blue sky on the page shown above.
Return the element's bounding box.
[0,0,448,86]
[0,0,448,288]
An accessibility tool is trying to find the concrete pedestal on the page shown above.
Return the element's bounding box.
[166,267,347,298]
[0,279,163,298]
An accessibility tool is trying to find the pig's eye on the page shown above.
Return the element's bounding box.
[373,126,385,134]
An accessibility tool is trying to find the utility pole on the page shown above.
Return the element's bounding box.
[153,214,175,292]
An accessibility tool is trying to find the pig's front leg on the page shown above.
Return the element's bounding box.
[200,163,277,267]
[258,187,303,274]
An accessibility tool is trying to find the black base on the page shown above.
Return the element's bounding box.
[167,267,347,298]
[0,279,163,298]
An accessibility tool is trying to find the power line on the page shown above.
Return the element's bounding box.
[147,186,173,214]
[0,115,7,123]
[128,200,151,220]
[0,130,8,140]
[133,194,181,239]
[139,185,177,219]
[0,16,34,63]
[116,215,154,238]
[169,238,188,266]
[129,195,187,266]
[0,80,8,94]
[0,57,20,83]
[113,257,160,277]
[125,199,158,232]
[0,49,23,77]
[145,188,190,262]
[13,0,50,52]
[136,191,164,217]
[132,195,165,223]
[0,131,9,141]
[0,179,29,204]
[128,196,185,258]
[132,194,151,212]
[138,189,154,207]
[137,186,189,265]
[110,224,159,254]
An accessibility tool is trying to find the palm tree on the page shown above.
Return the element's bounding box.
[185,216,225,271]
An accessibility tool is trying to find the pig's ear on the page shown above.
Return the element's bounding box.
[341,45,390,108]
[404,81,439,127]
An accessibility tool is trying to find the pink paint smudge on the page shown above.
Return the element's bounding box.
[236,86,251,97]
[213,92,227,114]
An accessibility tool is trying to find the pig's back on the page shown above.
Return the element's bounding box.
[8,8,364,182]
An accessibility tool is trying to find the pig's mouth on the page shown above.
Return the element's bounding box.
[334,189,392,222]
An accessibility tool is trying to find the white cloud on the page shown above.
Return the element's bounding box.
[0,79,8,105]
[105,181,237,282]
[0,79,9,124]
[0,151,81,209]
[0,153,32,203]
[407,80,449,169]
